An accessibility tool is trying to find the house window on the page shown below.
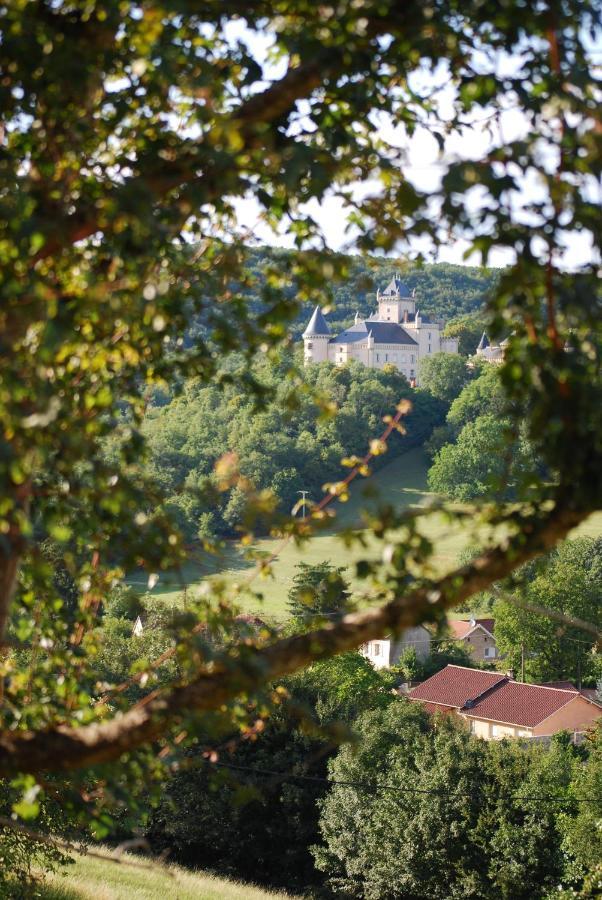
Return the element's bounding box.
[373,642,381,656]
[491,725,500,738]
[469,720,477,734]
[484,647,496,658]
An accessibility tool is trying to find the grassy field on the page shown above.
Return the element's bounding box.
[127,447,602,622]
[39,848,295,900]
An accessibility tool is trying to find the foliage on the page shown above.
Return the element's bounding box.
[286,561,352,627]
[148,653,393,891]
[428,415,539,502]
[555,725,602,892]
[418,352,471,405]
[314,700,580,900]
[0,782,73,897]
[494,539,602,684]
[394,640,477,683]
[141,357,444,540]
[0,0,600,876]
[443,312,490,357]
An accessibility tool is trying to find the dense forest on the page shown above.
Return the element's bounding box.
[134,358,445,542]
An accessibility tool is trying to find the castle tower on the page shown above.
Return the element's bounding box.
[303,306,331,365]
[377,275,416,323]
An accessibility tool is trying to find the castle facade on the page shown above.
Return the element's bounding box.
[302,276,458,384]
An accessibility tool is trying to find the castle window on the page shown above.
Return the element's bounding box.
[385,354,388,362]
[376,353,380,362]
[428,344,431,352]
[307,342,313,349]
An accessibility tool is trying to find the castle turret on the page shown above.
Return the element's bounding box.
[476,332,490,354]
[377,275,416,322]
[303,306,331,365]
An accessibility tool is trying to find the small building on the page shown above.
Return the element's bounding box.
[472,331,508,365]
[449,617,497,662]
[408,665,602,740]
[360,626,431,670]
[302,277,459,384]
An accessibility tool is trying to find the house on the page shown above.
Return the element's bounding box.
[449,617,498,662]
[408,665,602,740]
[360,626,431,670]
[302,276,458,384]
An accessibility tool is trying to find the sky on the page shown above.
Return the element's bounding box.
[225,21,601,270]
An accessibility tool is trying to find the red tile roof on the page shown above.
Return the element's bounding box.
[449,618,495,640]
[464,681,580,727]
[408,665,507,708]
[540,681,578,692]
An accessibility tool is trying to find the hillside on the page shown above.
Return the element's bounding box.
[130,447,602,620]
[40,848,296,900]
[187,248,499,346]
[246,249,498,334]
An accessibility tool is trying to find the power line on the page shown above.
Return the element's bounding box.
[205,759,602,805]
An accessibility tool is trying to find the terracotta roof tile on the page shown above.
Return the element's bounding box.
[449,618,495,639]
[465,681,580,728]
[408,665,507,709]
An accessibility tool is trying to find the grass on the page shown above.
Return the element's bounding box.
[127,447,602,622]
[40,848,296,900]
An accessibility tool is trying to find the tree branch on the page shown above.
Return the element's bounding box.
[0,499,588,777]
[34,57,327,260]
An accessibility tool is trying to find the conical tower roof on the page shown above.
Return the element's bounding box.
[477,331,490,351]
[303,306,330,337]
[382,275,412,298]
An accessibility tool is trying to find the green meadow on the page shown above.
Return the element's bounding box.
[128,447,602,621]
[40,848,295,900]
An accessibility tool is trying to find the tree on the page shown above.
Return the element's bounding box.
[427,415,537,502]
[494,539,602,684]
[557,724,602,892]
[418,352,470,405]
[443,312,490,357]
[287,562,352,625]
[315,701,576,899]
[147,653,393,891]
[0,0,599,847]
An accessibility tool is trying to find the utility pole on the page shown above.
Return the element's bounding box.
[296,490,309,520]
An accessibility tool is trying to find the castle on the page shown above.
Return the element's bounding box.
[302,276,458,384]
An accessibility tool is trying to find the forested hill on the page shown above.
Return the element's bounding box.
[241,247,501,337]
